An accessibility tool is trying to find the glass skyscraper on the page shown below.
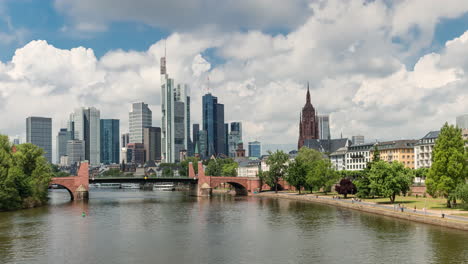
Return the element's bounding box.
[161,56,190,163]
[248,141,261,158]
[318,114,331,140]
[56,128,73,164]
[202,93,225,157]
[70,107,100,166]
[228,122,242,157]
[129,102,152,144]
[100,119,120,164]
[26,116,52,163]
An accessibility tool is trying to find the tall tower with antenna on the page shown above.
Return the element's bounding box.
[160,43,191,163]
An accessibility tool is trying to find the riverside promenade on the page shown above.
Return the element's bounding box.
[257,192,468,231]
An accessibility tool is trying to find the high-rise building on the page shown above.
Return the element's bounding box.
[317,114,330,140]
[129,102,152,144]
[67,139,85,166]
[56,128,73,164]
[26,117,52,163]
[228,122,242,157]
[121,133,129,148]
[126,143,145,165]
[70,107,100,166]
[298,83,319,149]
[352,135,365,145]
[202,93,225,157]
[160,56,190,163]
[198,130,208,158]
[248,141,261,158]
[224,123,229,156]
[143,127,161,162]
[192,123,200,155]
[13,138,20,145]
[456,114,468,129]
[100,119,120,164]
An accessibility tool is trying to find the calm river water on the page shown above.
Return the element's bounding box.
[0,189,467,264]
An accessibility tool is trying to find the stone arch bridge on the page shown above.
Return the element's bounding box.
[189,162,262,196]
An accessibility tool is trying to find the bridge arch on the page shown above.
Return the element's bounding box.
[50,184,75,201]
[213,181,248,196]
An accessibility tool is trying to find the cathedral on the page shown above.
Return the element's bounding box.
[298,83,319,149]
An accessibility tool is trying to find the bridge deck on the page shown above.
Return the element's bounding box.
[90,177,197,183]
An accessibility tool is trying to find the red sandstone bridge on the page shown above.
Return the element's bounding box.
[50,161,285,200]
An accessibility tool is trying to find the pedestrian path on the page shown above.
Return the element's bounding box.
[280,192,468,223]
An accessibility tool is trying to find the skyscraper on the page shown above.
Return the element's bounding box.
[202,93,225,157]
[456,114,468,129]
[100,119,120,164]
[317,114,330,140]
[129,102,152,144]
[67,139,85,166]
[248,141,261,158]
[143,127,161,162]
[192,123,200,155]
[298,83,319,149]
[56,128,73,164]
[224,123,229,156]
[199,130,208,158]
[352,135,365,145]
[228,122,242,157]
[121,133,129,148]
[26,117,52,163]
[70,107,100,166]
[161,56,190,163]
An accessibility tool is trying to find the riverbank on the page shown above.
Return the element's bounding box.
[257,192,468,231]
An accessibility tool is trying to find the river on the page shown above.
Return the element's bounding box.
[0,189,467,264]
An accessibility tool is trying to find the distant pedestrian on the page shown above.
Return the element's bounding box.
[413,206,416,212]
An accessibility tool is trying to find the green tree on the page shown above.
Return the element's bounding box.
[0,137,52,211]
[454,183,468,208]
[222,162,238,177]
[162,167,174,177]
[367,161,413,203]
[285,159,307,194]
[206,158,236,176]
[426,123,466,207]
[179,157,199,177]
[265,150,289,193]
[372,145,380,162]
[306,158,338,194]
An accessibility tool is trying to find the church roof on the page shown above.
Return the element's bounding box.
[303,138,351,154]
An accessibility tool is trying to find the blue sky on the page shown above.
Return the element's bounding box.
[0,0,467,155]
[1,0,467,63]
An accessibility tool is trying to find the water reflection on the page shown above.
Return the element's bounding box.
[0,189,467,264]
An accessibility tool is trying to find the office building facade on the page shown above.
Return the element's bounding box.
[456,114,468,129]
[317,114,330,140]
[26,116,52,163]
[70,107,100,166]
[352,135,365,145]
[248,141,261,158]
[67,139,85,166]
[56,128,73,164]
[228,122,243,157]
[143,127,161,162]
[202,93,225,157]
[161,56,190,163]
[100,119,120,164]
[129,102,152,144]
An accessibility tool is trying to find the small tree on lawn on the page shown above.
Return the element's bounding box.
[265,150,289,193]
[285,159,306,194]
[368,161,413,203]
[335,178,357,198]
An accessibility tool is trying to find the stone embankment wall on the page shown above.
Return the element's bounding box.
[258,192,468,231]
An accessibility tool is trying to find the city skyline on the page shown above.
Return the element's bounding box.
[1,1,467,160]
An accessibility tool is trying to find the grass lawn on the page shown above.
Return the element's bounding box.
[362,196,467,212]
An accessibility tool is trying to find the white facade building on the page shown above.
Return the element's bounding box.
[414,131,439,169]
[345,143,374,171]
[330,147,347,171]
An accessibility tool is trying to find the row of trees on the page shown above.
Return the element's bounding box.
[0,135,52,211]
[261,123,467,208]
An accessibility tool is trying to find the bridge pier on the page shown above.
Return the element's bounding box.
[75,185,89,201]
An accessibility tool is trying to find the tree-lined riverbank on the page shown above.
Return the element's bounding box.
[258,192,468,231]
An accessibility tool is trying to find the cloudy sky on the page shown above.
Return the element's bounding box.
[0,0,467,157]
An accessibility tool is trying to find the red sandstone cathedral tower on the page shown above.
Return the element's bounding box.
[298,83,319,149]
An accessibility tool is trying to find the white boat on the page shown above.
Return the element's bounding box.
[121,183,140,189]
[100,183,121,189]
[89,183,101,188]
[153,183,175,191]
